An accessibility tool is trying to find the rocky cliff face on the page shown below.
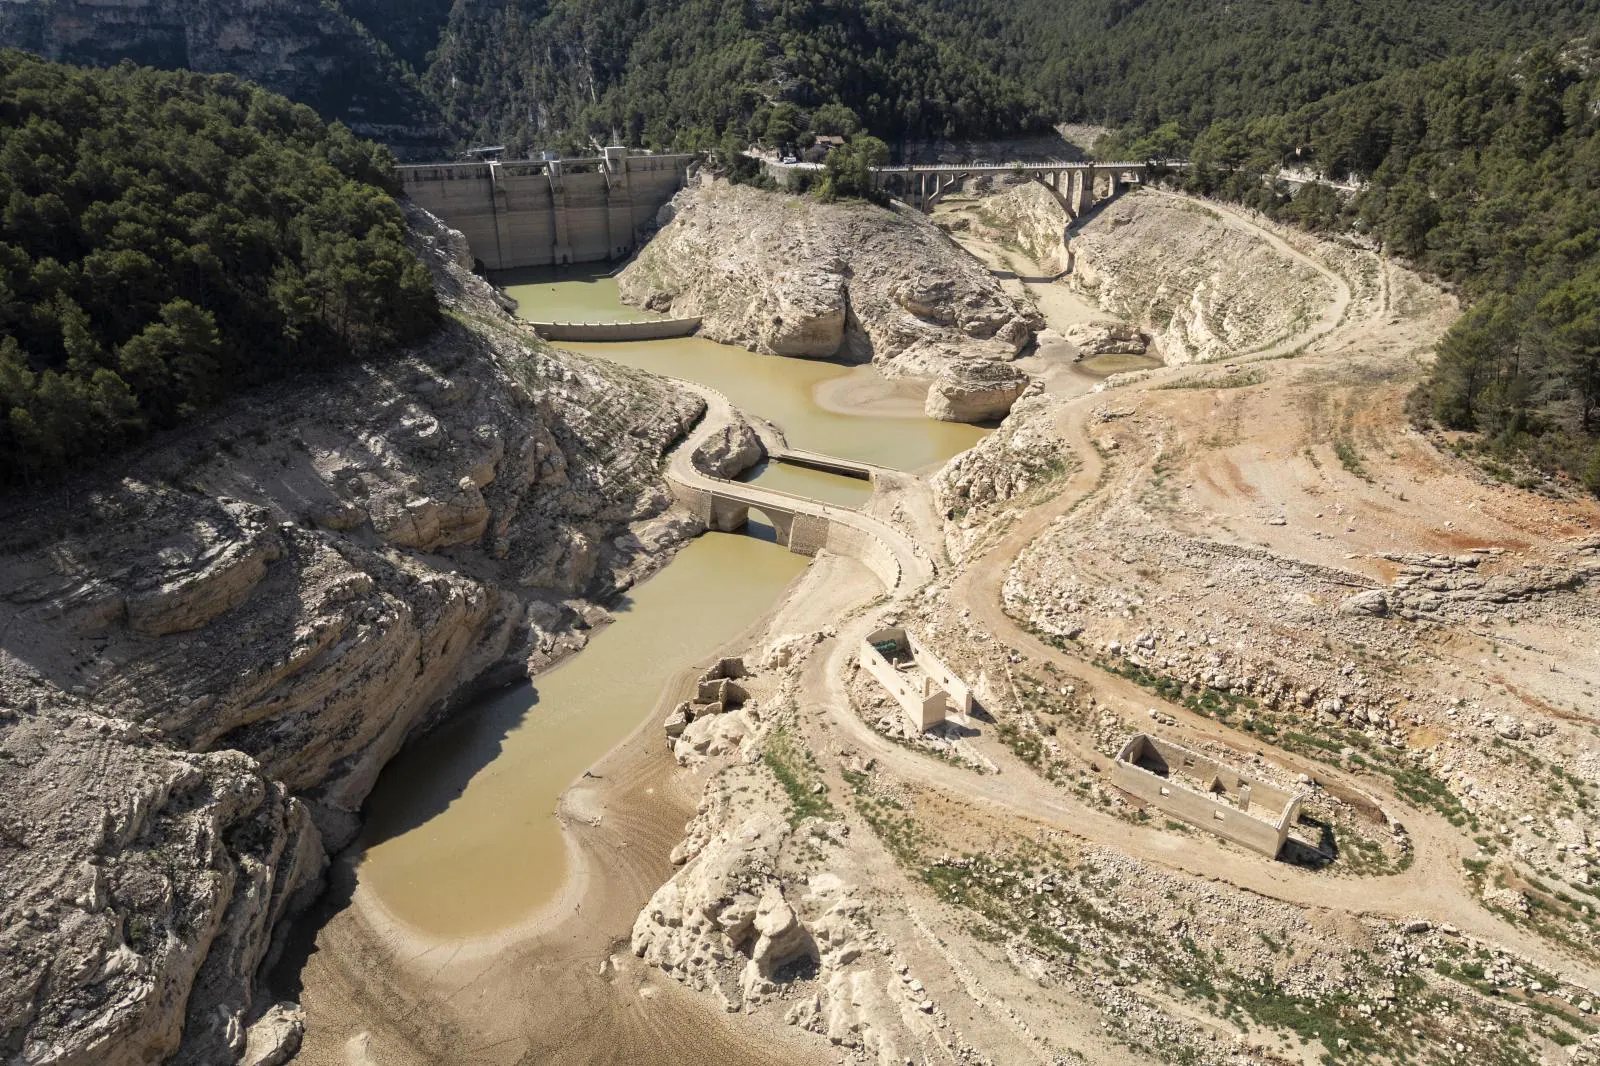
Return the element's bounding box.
[959,180,1072,275]
[932,392,1075,556]
[0,208,700,1065]
[1068,193,1334,363]
[0,0,449,153]
[619,183,1042,380]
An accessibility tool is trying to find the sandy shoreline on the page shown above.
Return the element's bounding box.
[281,547,861,1066]
[810,363,934,418]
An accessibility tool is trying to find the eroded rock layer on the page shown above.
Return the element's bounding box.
[0,207,700,1065]
[619,182,1041,379]
[1068,193,1335,363]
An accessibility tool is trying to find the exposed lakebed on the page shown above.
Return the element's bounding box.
[340,267,986,939]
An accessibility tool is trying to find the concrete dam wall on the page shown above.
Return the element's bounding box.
[397,149,695,270]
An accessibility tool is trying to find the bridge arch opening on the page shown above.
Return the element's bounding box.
[744,506,782,544]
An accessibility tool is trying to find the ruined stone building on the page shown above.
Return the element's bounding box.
[859,627,972,731]
[1112,734,1304,857]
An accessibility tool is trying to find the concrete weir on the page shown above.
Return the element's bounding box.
[396,148,694,269]
[528,317,702,342]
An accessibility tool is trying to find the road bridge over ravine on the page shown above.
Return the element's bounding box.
[870,161,1151,214]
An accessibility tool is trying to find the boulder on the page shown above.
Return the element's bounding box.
[1339,589,1391,617]
[241,1003,305,1066]
[692,417,766,479]
[749,884,814,977]
[925,360,1030,423]
[768,270,848,356]
[1065,320,1149,357]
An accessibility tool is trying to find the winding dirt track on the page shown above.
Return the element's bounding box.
[777,199,1600,992]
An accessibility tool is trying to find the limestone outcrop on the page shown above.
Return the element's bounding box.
[691,414,767,479]
[958,180,1073,274]
[1065,320,1150,357]
[933,392,1075,557]
[633,641,946,1063]
[924,359,1031,422]
[619,182,1041,378]
[0,207,700,1064]
[1067,193,1335,363]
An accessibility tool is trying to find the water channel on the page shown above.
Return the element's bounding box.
[339,267,989,940]
[353,533,807,937]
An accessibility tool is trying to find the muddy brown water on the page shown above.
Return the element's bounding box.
[503,268,987,492]
[354,532,807,938]
[1078,353,1164,377]
[338,271,986,940]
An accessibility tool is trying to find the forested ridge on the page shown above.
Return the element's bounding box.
[408,0,1600,153]
[424,0,1049,152]
[1094,41,1600,492]
[0,52,439,483]
[921,0,1600,131]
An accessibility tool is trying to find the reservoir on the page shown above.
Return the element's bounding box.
[338,269,986,939]
[501,267,988,480]
[352,532,808,938]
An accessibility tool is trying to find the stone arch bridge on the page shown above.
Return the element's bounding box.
[686,490,832,555]
[664,383,926,594]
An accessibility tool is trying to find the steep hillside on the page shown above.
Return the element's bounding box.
[424,0,1048,152]
[0,0,449,151]
[340,0,453,72]
[417,0,1600,151]
[0,205,702,1066]
[0,54,438,482]
[1067,193,1338,365]
[922,0,1600,130]
[1151,42,1600,493]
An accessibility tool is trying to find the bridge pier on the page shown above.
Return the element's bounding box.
[1070,170,1091,216]
[866,161,1149,216]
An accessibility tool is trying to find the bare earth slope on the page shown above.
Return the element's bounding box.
[1070,193,1341,364]
[0,209,700,1066]
[620,189,1600,1066]
[619,182,1042,383]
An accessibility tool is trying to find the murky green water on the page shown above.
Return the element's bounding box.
[498,265,662,323]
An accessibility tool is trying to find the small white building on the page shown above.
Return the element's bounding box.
[859,627,972,731]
